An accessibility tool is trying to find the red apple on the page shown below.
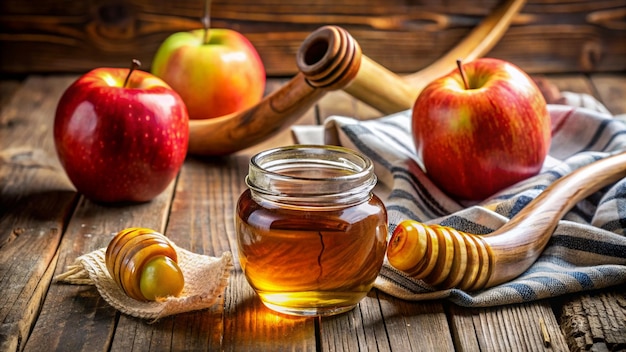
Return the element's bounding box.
[412,58,551,201]
[151,28,266,120]
[54,61,189,203]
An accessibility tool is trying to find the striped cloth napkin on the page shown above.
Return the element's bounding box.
[292,94,626,307]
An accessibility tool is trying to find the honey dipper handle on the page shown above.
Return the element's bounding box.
[297,25,418,115]
[188,26,365,155]
[387,152,626,292]
[338,0,526,115]
[188,73,325,155]
[300,0,526,115]
[403,0,526,92]
[484,151,626,287]
[187,0,526,156]
[343,55,419,115]
[187,5,524,156]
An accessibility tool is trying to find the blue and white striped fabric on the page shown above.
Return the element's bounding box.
[295,96,626,307]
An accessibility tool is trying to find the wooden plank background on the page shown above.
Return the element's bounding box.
[1,0,625,76]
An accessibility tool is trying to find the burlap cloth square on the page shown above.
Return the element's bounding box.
[55,245,232,321]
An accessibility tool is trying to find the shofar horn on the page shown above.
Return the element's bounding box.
[188,25,379,155]
[188,0,524,155]
[402,0,525,92]
[386,151,626,291]
[343,0,526,115]
[187,25,361,155]
[188,25,417,155]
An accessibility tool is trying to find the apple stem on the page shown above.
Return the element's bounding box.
[457,59,470,90]
[202,0,212,44]
[124,59,141,88]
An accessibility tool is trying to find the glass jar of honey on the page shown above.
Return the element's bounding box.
[236,145,388,317]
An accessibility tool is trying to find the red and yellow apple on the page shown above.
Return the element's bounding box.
[151,28,266,120]
[54,62,189,203]
[412,58,551,200]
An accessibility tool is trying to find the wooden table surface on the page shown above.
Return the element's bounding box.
[1,73,625,352]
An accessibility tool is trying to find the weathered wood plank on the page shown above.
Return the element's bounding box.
[22,184,177,352]
[0,76,78,352]
[558,286,626,352]
[448,302,570,351]
[1,0,624,75]
[590,74,626,116]
[376,292,456,351]
[319,291,393,352]
[0,79,22,109]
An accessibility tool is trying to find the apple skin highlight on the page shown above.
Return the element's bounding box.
[412,58,551,201]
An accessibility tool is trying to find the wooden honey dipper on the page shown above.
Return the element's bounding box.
[187,0,523,155]
[187,24,406,155]
[387,151,626,291]
[188,26,362,155]
[187,25,359,155]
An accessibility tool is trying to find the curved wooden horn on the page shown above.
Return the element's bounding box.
[297,25,419,115]
[188,25,368,155]
[308,0,525,115]
[387,151,626,291]
[188,0,524,155]
[402,0,525,91]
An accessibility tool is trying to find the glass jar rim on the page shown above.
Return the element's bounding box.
[246,145,377,205]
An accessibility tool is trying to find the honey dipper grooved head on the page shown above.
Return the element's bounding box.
[387,220,493,291]
[297,25,363,90]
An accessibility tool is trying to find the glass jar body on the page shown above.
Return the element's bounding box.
[235,145,388,316]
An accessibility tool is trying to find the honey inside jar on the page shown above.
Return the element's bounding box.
[236,145,388,316]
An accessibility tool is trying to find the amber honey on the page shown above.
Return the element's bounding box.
[236,145,388,316]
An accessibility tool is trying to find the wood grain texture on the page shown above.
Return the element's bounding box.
[558,286,626,352]
[0,80,22,108]
[1,0,624,75]
[23,188,177,352]
[0,76,78,352]
[590,74,626,115]
[448,302,570,351]
[376,292,456,351]
[403,0,525,90]
[320,292,395,351]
